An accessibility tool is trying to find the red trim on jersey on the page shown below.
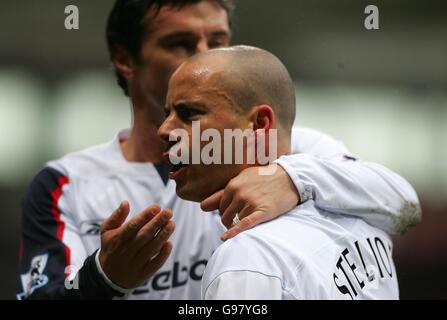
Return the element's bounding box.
[51,176,71,275]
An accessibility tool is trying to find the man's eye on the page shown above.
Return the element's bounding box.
[208,41,224,49]
[208,37,229,49]
[177,108,201,121]
[167,40,195,52]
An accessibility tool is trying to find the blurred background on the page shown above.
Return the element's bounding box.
[0,0,446,299]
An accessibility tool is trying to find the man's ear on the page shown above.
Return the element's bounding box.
[111,45,136,82]
[250,105,275,131]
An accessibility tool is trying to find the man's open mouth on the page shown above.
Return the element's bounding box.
[164,152,189,179]
[169,162,188,180]
[170,162,187,174]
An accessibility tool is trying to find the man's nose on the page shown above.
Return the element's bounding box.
[158,119,172,142]
[196,39,209,54]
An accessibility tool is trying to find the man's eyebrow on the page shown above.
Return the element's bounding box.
[209,30,231,38]
[158,31,198,44]
[158,29,231,44]
[173,100,207,110]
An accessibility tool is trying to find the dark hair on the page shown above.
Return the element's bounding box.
[106,0,235,96]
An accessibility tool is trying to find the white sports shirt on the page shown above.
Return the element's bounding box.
[202,200,399,300]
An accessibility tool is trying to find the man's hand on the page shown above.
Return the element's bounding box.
[201,164,300,241]
[99,201,175,289]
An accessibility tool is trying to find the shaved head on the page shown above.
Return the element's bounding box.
[161,45,296,201]
[173,45,296,135]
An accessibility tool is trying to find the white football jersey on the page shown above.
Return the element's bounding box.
[202,200,399,300]
[46,130,225,299]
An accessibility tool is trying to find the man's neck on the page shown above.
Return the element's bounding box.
[121,100,166,164]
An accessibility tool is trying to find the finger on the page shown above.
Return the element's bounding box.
[134,209,174,249]
[200,189,224,212]
[120,204,161,240]
[221,210,265,241]
[220,200,244,229]
[101,201,130,233]
[153,220,175,245]
[235,201,260,220]
[141,241,173,279]
[219,187,233,215]
[136,220,175,263]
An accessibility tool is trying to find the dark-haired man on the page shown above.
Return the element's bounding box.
[18,0,420,300]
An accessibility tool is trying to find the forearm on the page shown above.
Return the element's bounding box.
[275,154,421,234]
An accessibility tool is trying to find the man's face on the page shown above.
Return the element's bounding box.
[158,63,251,202]
[134,1,231,107]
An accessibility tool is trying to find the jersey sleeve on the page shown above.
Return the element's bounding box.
[18,167,125,299]
[276,127,422,235]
